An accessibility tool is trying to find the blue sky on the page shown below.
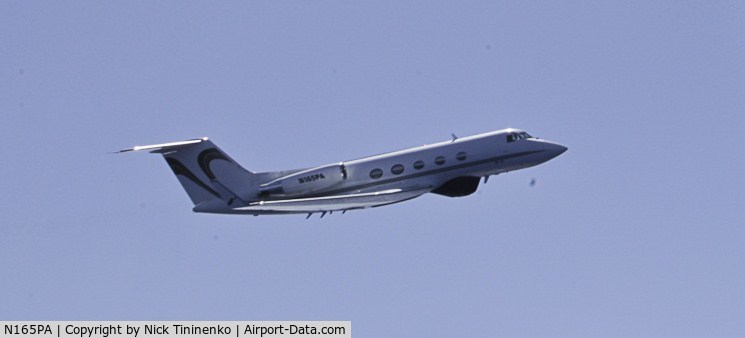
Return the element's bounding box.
[1,1,743,337]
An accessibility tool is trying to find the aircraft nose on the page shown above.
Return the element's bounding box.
[555,143,568,155]
[545,142,568,158]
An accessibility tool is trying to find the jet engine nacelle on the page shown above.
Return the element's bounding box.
[259,163,347,197]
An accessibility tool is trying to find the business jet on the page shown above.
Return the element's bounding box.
[119,128,566,217]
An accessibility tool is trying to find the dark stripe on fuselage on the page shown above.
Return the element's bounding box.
[198,148,229,180]
[166,157,221,198]
[298,150,544,199]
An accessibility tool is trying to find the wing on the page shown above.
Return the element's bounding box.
[232,187,431,213]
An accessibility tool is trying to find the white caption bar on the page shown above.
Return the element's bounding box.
[0,321,350,338]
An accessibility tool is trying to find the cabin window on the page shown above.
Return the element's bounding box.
[507,134,515,142]
[434,156,446,165]
[413,160,425,170]
[369,168,383,179]
[456,152,467,161]
[391,164,404,175]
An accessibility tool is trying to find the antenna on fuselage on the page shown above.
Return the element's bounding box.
[450,133,458,142]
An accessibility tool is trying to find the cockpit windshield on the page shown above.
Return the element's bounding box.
[506,132,532,143]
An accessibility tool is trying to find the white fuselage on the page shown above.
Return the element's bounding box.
[336,129,563,195]
[254,128,566,203]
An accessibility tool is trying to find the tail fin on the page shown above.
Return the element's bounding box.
[119,138,255,206]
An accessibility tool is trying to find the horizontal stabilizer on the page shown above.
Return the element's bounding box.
[116,138,209,153]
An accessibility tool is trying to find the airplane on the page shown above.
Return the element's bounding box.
[119,128,566,217]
